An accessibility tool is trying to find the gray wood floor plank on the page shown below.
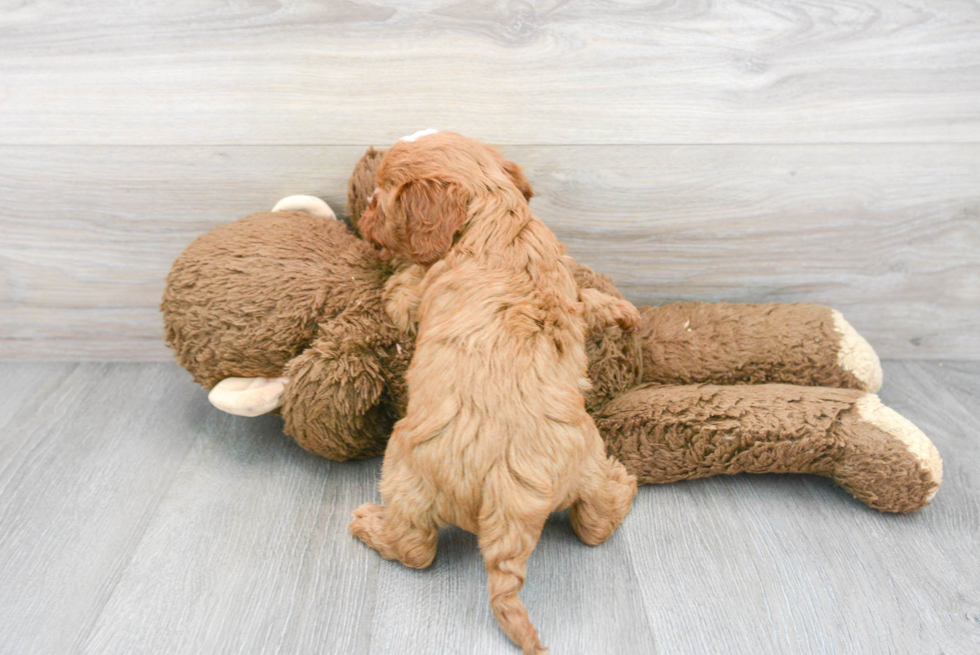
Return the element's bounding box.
[1,362,976,654]
[2,144,977,360]
[880,360,980,536]
[0,363,203,655]
[1,1,978,145]
[621,360,980,655]
[0,362,980,655]
[366,513,658,654]
[0,362,74,431]
[79,411,383,655]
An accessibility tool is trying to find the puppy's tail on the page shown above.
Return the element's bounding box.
[480,508,548,655]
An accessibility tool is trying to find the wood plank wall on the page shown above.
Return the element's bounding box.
[1,1,978,360]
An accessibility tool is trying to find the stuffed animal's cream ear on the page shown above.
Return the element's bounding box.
[271,195,336,219]
[208,377,289,417]
[399,128,439,142]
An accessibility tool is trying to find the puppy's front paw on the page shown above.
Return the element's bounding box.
[383,266,424,335]
[384,295,418,335]
[610,299,641,332]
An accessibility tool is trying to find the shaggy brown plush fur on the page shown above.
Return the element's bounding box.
[347,146,385,237]
[637,302,865,389]
[160,146,942,514]
[162,208,640,461]
[162,209,411,459]
[350,133,638,654]
[598,384,939,513]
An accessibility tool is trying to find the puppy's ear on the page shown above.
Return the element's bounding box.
[501,160,533,201]
[396,179,468,265]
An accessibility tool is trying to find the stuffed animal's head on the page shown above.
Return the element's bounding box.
[347,147,385,237]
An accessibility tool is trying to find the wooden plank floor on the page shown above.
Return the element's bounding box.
[0,360,977,654]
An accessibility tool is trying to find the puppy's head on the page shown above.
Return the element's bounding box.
[359,131,533,266]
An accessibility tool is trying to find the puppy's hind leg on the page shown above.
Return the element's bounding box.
[350,459,439,569]
[570,453,637,546]
[479,503,550,655]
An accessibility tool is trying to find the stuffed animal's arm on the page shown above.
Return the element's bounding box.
[383,263,427,334]
[278,314,395,460]
[596,383,942,513]
[579,287,641,333]
[637,301,883,392]
[206,311,394,462]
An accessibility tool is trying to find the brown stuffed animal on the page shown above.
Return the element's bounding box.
[161,149,942,513]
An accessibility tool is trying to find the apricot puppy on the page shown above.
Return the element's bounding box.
[350,132,639,654]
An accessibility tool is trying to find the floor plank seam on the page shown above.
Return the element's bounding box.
[0,363,85,500]
[619,522,659,650]
[68,426,207,655]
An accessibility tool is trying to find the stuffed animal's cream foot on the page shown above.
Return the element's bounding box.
[208,376,289,417]
[832,310,883,392]
[856,394,943,493]
[271,195,336,219]
[834,393,943,511]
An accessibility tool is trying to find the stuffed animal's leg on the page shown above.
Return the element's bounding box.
[279,313,399,461]
[205,317,400,461]
[596,384,941,513]
[637,302,882,392]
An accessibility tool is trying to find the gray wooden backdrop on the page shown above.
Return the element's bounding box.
[1,0,979,360]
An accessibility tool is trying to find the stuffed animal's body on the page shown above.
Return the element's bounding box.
[160,150,942,513]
